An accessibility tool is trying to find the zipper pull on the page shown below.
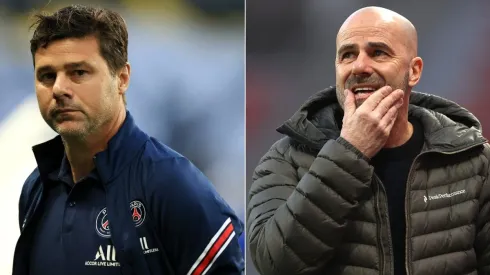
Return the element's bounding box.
[21,218,27,231]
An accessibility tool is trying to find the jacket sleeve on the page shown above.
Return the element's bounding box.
[149,157,244,275]
[247,137,374,275]
[475,145,490,274]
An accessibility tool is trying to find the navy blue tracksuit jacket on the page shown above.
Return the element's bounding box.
[12,111,244,275]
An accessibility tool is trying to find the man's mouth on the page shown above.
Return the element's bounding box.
[352,87,378,94]
[52,108,78,115]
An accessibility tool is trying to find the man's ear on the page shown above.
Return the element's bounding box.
[408,57,423,87]
[117,62,131,95]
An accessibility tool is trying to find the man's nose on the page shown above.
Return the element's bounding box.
[351,52,374,76]
[52,73,73,99]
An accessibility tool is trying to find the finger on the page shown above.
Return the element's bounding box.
[359,86,393,111]
[343,89,356,117]
[374,89,404,118]
[385,112,399,134]
[380,100,403,129]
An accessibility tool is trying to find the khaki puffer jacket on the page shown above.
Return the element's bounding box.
[247,87,490,275]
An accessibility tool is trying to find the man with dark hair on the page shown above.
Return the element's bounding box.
[13,5,244,275]
[248,6,490,275]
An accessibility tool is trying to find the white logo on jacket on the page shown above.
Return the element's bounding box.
[85,245,120,267]
[140,237,159,254]
[84,237,159,268]
[424,189,466,203]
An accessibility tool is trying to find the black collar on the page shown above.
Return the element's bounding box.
[32,111,149,185]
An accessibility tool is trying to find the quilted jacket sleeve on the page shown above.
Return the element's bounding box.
[475,144,490,274]
[247,137,374,275]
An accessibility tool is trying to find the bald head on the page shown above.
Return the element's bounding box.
[338,7,418,57]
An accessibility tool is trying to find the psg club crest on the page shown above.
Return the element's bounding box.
[95,207,111,238]
[130,200,146,227]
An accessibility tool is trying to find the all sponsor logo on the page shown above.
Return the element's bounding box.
[140,237,159,255]
[85,238,159,268]
[84,245,120,267]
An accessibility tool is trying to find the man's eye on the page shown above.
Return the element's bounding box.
[74,70,87,76]
[373,50,386,56]
[342,52,354,60]
[39,73,56,82]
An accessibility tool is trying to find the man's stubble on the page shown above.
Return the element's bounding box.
[49,80,119,142]
[336,72,410,109]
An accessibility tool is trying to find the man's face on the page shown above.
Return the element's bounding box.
[335,22,411,108]
[34,36,120,139]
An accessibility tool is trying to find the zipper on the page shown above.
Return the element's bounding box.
[13,184,44,275]
[403,141,487,275]
[374,174,394,275]
[404,153,420,275]
[373,181,384,275]
[21,183,43,232]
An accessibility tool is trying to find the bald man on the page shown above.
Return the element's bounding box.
[247,6,490,275]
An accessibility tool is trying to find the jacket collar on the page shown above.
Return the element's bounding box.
[277,87,487,153]
[33,111,149,185]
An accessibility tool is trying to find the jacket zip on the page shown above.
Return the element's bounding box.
[13,183,44,275]
[21,184,43,232]
[403,141,487,275]
[374,174,394,275]
[374,181,384,275]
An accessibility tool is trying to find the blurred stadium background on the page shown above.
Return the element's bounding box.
[246,0,490,274]
[0,0,244,273]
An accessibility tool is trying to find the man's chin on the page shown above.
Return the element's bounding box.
[52,122,87,138]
